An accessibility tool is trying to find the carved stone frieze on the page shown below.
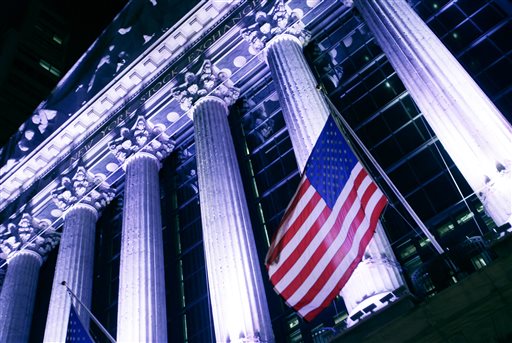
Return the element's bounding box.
[171,59,240,112]
[0,214,59,261]
[52,166,115,211]
[240,0,311,55]
[108,116,176,163]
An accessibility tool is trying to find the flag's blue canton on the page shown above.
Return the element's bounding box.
[305,116,356,209]
[65,304,93,342]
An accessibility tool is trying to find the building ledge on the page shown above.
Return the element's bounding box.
[331,235,512,343]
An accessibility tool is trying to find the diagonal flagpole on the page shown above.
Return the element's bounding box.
[319,87,444,254]
[61,281,117,343]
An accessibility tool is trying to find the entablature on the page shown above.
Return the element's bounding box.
[0,0,350,262]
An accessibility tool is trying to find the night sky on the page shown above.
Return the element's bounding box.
[50,0,130,59]
[0,0,129,145]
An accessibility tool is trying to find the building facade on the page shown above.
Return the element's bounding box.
[0,0,511,342]
[0,0,128,148]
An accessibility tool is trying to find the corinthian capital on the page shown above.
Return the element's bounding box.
[0,213,59,261]
[109,116,176,163]
[240,0,311,55]
[171,60,240,112]
[52,166,115,211]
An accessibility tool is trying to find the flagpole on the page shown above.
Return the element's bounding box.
[61,281,117,343]
[319,88,444,254]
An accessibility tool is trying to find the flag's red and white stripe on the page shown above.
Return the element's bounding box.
[266,163,387,321]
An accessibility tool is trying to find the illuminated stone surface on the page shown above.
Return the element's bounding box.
[354,0,512,226]
[340,223,404,318]
[172,59,239,113]
[0,215,58,343]
[115,152,168,341]
[191,94,274,342]
[109,116,173,341]
[265,34,329,173]
[0,0,509,340]
[108,116,175,164]
[241,0,310,56]
[0,251,43,343]
[44,167,114,342]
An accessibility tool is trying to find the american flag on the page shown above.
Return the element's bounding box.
[265,116,387,321]
[65,302,94,342]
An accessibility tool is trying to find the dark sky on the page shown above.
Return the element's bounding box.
[47,0,130,64]
[0,0,129,146]
[0,0,201,147]
[1,0,129,58]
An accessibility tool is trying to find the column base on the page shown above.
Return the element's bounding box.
[346,292,395,327]
[479,170,512,227]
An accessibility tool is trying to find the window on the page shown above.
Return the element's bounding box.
[39,59,61,77]
[471,255,488,270]
[419,237,431,247]
[437,222,455,236]
[312,325,333,343]
[52,34,63,45]
[456,211,474,225]
[400,244,417,259]
[288,316,299,329]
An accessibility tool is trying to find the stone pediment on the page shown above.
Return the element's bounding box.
[0,0,347,252]
[0,0,241,213]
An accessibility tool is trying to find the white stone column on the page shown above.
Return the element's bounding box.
[44,167,114,342]
[0,251,42,343]
[352,0,512,226]
[266,34,329,172]
[243,3,405,320]
[172,60,274,342]
[0,214,59,343]
[109,117,174,342]
[43,204,98,342]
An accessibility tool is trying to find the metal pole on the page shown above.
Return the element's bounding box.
[61,281,117,343]
[320,90,444,254]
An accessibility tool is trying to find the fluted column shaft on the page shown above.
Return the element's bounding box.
[0,250,42,343]
[354,0,512,225]
[43,204,97,342]
[266,34,405,317]
[193,97,273,342]
[116,152,167,342]
[266,35,329,173]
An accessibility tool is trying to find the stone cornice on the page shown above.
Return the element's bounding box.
[0,0,346,243]
[0,0,240,211]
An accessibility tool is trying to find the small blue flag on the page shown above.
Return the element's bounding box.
[65,303,94,342]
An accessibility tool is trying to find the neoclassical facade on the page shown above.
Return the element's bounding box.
[0,0,510,342]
